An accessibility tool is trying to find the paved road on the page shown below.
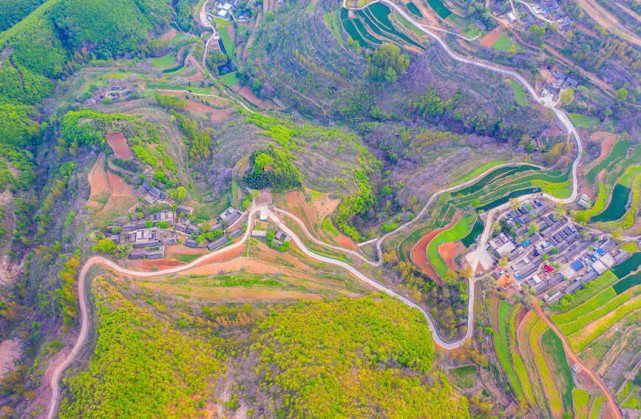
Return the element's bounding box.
[345,0,583,269]
[532,302,623,419]
[46,205,472,418]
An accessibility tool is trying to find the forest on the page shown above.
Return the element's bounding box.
[60,279,470,417]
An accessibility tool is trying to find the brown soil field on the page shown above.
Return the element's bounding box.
[106,131,134,160]
[159,27,178,41]
[239,86,264,107]
[185,99,234,123]
[87,153,109,209]
[97,171,136,216]
[410,217,460,284]
[591,132,617,166]
[126,259,186,270]
[480,27,504,47]
[438,241,458,271]
[194,244,246,265]
[166,244,208,255]
[334,233,358,250]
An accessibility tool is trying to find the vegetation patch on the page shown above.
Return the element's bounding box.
[491,35,517,52]
[530,320,563,414]
[426,0,452,18]
[449,365,477,389]
[558,292,632,335]
[569,113,599,130]
[550,287,617,324]
[568,295,641,352]
[573,388,590,419]
[612,253,641,278]
[591,183,630,222]
[585,140,631,184]
[59,279,226,417]
[551,272,618,312]
[613,272,641,295]
[219,71,240,87]
[151,54,176,67]
[506,79,526,106]
[493,301,524,398]
[460,217,483,247]
[540,329,575,412]
[427,214,475,278]
[406,2,423,18]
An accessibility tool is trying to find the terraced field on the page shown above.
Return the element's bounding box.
[340,4,424,50]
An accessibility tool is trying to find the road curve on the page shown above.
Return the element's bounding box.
[46,205,470,418]
[345,0,583,261]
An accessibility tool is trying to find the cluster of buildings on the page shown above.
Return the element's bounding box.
[530,1,571,33]
[489,200,631,303]
[142,181,168,204]
[183,206,244,251]
[85,81,135,106]
[104,204,246,259]
[541,67,580,97]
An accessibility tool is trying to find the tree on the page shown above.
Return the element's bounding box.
[498,257,508,267]
[168,186,187,203]
[553,205,567,220]
[615,87,628,102]
[529,24,546,42]
[381,184,392,196]
[365,43,409,83]
[509,198,520,212]
[528,222,539,235]
[560,88,574,105]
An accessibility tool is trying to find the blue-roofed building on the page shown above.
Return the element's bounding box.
[570,260,584,271]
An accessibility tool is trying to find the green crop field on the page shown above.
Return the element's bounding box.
[585,140,631,184]
[218,26,235,56]
[450,161,506,186]
[219,71,240,87]
[550,287,617,324]
[506,79,526,106]
[590,396,605,419]
[613,272,641,295]
[427,215,475,278]
[618,166,641,187]
[573,182,609,220]
[541,329,574,412]
[426,0,452,18]
[407,1,423,18]
[322,218,339,237]
[492,35,515,52]
[552,272,619,312]
[151,54,176,67]
[530,319,563,415]
[569,113,599,129]
[612,253,641,278]
[449,365,477,389]
[568,296,641,352]
[558,292,631,335]
[592,183,630,222]
[573,388,590,419]
[460,217,483,247]
[493,301,524,398]
[171,253,202,263]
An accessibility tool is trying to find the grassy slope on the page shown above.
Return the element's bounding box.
[530,318,563,415]
[426,214,475,278]
[540,329,575,413]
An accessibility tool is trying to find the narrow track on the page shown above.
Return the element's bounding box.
[47,3,592,416]
[532,302,623,419]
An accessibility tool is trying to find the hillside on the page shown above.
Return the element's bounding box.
[0,0,639,416]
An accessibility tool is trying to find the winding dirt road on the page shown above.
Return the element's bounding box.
[46,205,473,418]
[47,3,592,416]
